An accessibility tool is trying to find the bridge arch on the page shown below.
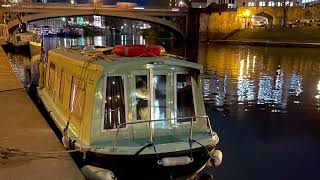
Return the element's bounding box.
[305,10,313,17]
[252,11,274,27]
[8,11,186,39]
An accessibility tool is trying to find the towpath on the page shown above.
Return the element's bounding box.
[0,47,84,180]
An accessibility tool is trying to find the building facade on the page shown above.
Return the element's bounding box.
[233,0,319,8]
[236,0,301,7]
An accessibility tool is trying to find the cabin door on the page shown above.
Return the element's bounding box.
[149,69,170,130]
[132,67,172,138]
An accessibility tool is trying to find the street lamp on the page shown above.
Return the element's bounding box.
[244,10,251,29]
[245,10,250,17]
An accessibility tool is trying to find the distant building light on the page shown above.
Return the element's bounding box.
[228,4,235,8]
[245,9,251,17]
[1,5,11,7]
[248,2,255,6]
[171,8,180,11]
[133,7,144,9]
[178,1,184,6]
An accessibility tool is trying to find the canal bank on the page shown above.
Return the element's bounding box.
[206,40,320,48]
[202,27,320,48]
[0,47,84,180]
[225,28,320,43]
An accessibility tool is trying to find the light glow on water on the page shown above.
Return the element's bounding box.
[200,44,318,112]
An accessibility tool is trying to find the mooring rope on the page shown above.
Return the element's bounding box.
[0,87,25,93]
[0,146,80,159]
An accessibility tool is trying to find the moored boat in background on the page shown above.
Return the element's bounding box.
[7,32,34,54]
[29,34,42,57]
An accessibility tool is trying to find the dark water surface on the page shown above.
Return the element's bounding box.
[7,37,320,180]
[200,44,320,180]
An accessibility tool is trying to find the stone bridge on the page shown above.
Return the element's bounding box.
[237,5,320,26]
[3,3,194,40]
[200,4,320,38]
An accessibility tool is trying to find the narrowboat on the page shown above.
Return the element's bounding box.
[37,45,222,179]
[7,32,41,56]
[29,34,42,57]
[7,32,33,54]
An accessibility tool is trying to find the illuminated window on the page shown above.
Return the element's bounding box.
[70,77,85,120]
[285,1,290,5]
[259,1,266,6]
[248,2,255,6]
[268,1,275,6]
[276,2,282,6]
[228,3,235,8]
[104,76,126,129]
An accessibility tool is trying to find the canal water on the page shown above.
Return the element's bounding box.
[6,36,320,180]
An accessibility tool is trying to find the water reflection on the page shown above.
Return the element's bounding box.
[200,44,320,180]
[289,71,303,96]
[200,44,320,113]
[315,80,320,110]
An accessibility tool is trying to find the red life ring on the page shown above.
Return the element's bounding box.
[112,44,166,57]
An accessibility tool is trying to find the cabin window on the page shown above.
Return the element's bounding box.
[153,75,166,120]
[135,75,149,120]
[48,63,55,95]
[176,74,195,122]
[104,76,126,129]
[70,77,85,120]
[59,70,65,103]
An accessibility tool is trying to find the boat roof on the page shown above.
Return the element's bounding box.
[49,48,203,72]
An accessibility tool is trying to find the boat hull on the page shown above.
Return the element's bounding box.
[29,41,41,57]
[7,42,30,55]
[79,146,214,180]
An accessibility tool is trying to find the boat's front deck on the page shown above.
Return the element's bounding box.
[92,131,211,148]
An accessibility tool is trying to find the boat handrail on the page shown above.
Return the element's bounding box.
[113,115,213,149]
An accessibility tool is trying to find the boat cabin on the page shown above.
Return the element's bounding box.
[38,48,215,154]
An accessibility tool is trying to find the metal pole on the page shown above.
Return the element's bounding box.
[148,65,154,142]
[189,117,194,141]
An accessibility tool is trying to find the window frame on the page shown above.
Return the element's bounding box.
[174,72,198,124]
[151,74,168,121]
[101,74,128,132]
[69,76,86,120]
[47,62,56,96]
[58,69,65,103]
